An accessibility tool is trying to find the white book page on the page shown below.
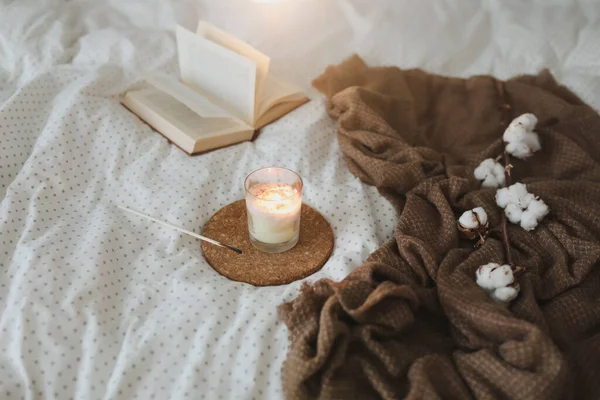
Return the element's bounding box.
[138,88,248,141]
[257,74,304,117]
[143,72,231,119]
[176,25,256,125]
[196,21,270,117]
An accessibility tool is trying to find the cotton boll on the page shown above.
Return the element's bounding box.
[506,140,533,159]
[503,125,527,143]
[489,264,514,288]
[492,163,506,186]
[520,198,549,231]
[473,159,495,180]
[496,187,512,208]
[476,263,514,292]
[482,176,500,188]
[523,131,541,152]
[501,183,528,208]
[508,183,529,207]
[473,163,489,181]
[522,193,536,208]
[509,182,528,198]
[476,263,500,291]
[528,199,549,219]
[491,285,520,302]
[458,210,478,229]
[479,158,496,170]
[505,203,523,224]
[510,113,538,130]
[520,210,539,231]
[476,264,521,302]
[504,113,540,159]
[458,207,488,230]
[458,207,489,240]
[472,207,488,226]
[474,158,505,188]
[497,183,545,228]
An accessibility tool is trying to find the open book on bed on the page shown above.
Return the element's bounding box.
[123,22,308,155]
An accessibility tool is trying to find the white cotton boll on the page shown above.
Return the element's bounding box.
[482,176,500,188]
[527,199,549,219]
[509,182,528,198]
[476,264,520,302]
[458,207,489,239]
[506,140,533,159]
[501,183,528,208]
[520,198,549,231]
[491,285,520,302]
[503,125,527,143]
[473,167,487,181]
[510,113,538,130]
[522,193,536,208]
[489,264,514,288]
[472,207,488,226]
[519,113,538,129]
[492,163,506,186]
[496,187,512,208]
[476,263,500,291]
[504,113,540,160]
[520,210,539,231]
[505,203,523,224]
[497,184,539,224]
[480,158,496,170]
[523,131,541,152]
[474,158,495,180]
[458,210,478,229]
[508,183,529,207]
[473,163,489,181]
[477,263,514,292]
[474,159,505,188]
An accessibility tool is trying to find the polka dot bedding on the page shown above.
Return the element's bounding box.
[0,98,394,399]
[0,4,395,399]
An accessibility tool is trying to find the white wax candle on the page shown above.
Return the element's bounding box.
[246,182,301,244]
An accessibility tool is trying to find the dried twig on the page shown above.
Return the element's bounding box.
[495,79,514,267]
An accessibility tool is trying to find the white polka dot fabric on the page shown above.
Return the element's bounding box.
[0,76,395,400]
[0,4,396,399]
[2,0,600,399]
[0,70,397,400]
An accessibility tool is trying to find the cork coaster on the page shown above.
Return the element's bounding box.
[201,200,333,286]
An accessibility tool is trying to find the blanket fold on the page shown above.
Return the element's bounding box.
[279,55,600,399]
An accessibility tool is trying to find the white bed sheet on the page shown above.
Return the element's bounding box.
[1,0,599,399]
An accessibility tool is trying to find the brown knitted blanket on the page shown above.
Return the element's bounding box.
[278,56,600,399]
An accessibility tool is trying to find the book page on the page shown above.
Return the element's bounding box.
[255,97,309,130]
[137,88,247,141]
[176,25,256,125]
[257,74,304,117]
[196,21,270,118]
[143,72,231,119]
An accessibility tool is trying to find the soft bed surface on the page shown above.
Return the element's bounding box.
[0,0,599,398]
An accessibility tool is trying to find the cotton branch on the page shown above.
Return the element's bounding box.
[496,80,514,267]
[462,81,550,302]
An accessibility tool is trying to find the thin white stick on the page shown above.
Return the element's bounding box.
[117,205,242,254]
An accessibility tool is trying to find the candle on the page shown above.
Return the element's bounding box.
[244,168,303,253]
[247,183,300,243]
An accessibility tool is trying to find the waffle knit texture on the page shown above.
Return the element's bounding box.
[278,55,600,400]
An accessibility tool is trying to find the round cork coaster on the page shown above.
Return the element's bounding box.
[201,200,333,286]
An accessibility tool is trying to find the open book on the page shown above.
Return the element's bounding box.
[123,22,308,155]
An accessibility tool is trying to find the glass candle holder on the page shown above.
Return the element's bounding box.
[244,167,303,253]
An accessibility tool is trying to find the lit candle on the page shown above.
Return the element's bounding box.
[244,168,303,253]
